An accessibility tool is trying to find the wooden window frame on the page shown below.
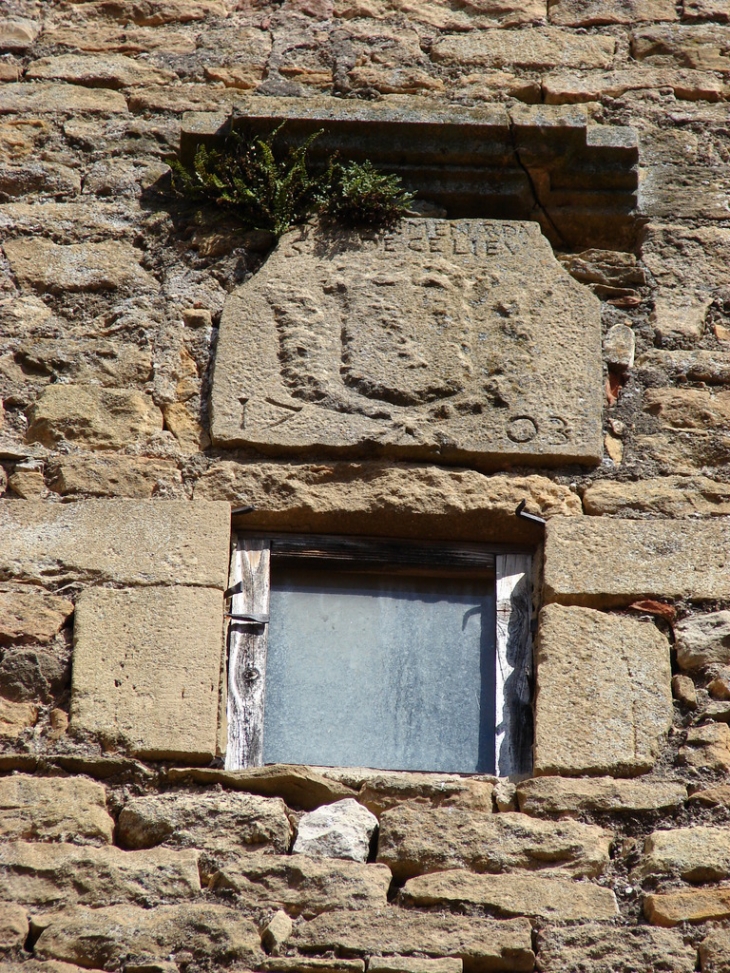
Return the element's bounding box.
[225,533,533,777]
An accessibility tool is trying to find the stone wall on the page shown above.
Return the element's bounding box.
[1,0,730,970]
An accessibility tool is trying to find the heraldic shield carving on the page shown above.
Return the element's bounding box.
[210,219,603,468]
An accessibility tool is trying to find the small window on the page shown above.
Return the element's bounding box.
[225,534,532,777]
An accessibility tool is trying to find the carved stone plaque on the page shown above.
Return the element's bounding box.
[211,219,603,468]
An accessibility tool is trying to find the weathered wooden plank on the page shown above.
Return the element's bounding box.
[495,554,533,777]
[225,538,270,770]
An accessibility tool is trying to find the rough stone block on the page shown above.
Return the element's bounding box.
[548,0,677,24]
[516,776,686,816]
[376,804,610,880]
[583,476,730,518]
[0,962,90,973]
[15,338,152,388]
[334,0,542,27]
[0,698,36,738]
[368,960,461,973]
[700,928,730,973]
[358,773,494,817]
[637,350,730,386]
[0,775,113,844]
[27,386,162,450]
[645,887,730,927]
[0,588,73,645]
[690,784,730,808]
[72,586,224,761]
[680,724,730,772]
[399,871,618,921]
[293,799,378,863]
[210,854,391,917]
[0,841,200,907]
[534,605,672,776]
[27,54,177,88]
[210,220,602,469]
[632,24,730,72]
[0,17,39,51]
[535,923,697,973]
[46,454,181,499]
[676,612,730,671]
[290,910,534,973]
[637,826,730,883]
[0,901,28,951]
[4,240,156,293]
[543,518,730,607]
[263,960,365,973]
[0,500,230,589]
[0,83,128,114]
[432,29,615,69]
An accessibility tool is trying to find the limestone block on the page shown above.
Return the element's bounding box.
[128,84,240,114]
[432,29,615,69]
[637,826,730,883]
[43,24,196,54]
[359,773,494,817]
[15,338,152,387]
[0,841,200,907]
[376,804,610,880]
[210,220,602,469]
[632,430,730,477]
[0,18,39,51]
[400,871,618,921]
[210,854,391,917]
[293,799,378,863]
[645,887,730,927]
[71,586,224,761]
[700,928,730,973]
[543,518,730,606]
[27,54,177,88]
[369,961,462,973]
[0,775,113,844]
[0,500,230,589]
[645,389,730,433]
[7,470,45,499]
[46,454,181,499]
[676,612,730,671]
[3,240,156,294]
[0,588,72,645]
[535,924,696,973]
[333,0,543,28]
[0,901,28,950]
[534,606,672,775]
[195,461,581,543]
[290,910,534,973]
[583,476,730,518]
[27,386,162,450]
[548,0,677,24]
[516,777,686,816]
[162,401,210,453]
[0,698,36,738]
[680,724,730,772]
[34,903,263,970]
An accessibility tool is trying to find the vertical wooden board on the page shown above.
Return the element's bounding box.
[496,554,533,777]
[225,537,271,770]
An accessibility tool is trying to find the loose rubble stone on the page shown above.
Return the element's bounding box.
[377,804,610,880]
[72,586,224,761]
[399,871,618,921]
[535,923,696,973]
[679,724,730,772]
[700,928,730,972]
[195,462,581,544]
[516,776,686,816]
[0,698,37,738]
[543,518,730,606]
[35,903,264,970]
[27,54,177,89]
[645,887,730,927]
[534,605,672,775]
[359,773,494,817]
[583,477,730,518]
[4,240,156,294]
[676,612,730,671]
[293,799,378,863]
[548,0,677,24]
[0,775,113,844]
[0,589,73,646]
[0,500,230,589]
[291,910,534,972]
[672,675,698,709]
[637,826,730,882]
[210,854,391,917]
[0,841,200,907]
[27,386,163,450]
[46,454,181,499]
[603,324,635,371]
[432,29,615,69]
[262,910,293,954]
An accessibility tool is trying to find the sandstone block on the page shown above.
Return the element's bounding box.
[0,901,28,950]
[0,500,230,589]
[0,963,90,973]
[583,476,730,518]
[534,605,672,775]
[700,928,730,973]
[96,0,227,24]
[690,784,730,807]
[683,0,728,18]
[72,586,224,761]
[543,518,730,606]
[0,698,36,738]
[290,910,534,973]
[333,0,542,28]
[369,962,461,973]
[15,338,152,388]
[0,841,200,907]
[0,588,72,645]
[27,54,177,88]
[0,163,80,199]
[162,401,210,453]
[4,240,155,294]
[632,430,730,478]
[0,17,39,51]
[632,25,730,73]
[263,960,365,973]
[645,887,730,927]
[535,923,696,973]
[293,799,378,863]
[7,470,45,500]
[0,83,127,115]
[432,29,615,69]
[548,0,677,24]
[399,871,617,921]
[543,68,728,105]
[211,854,391,917]
[376,804,610,880]
[0,645,68,703]
[35,903,263,970]
[645,389,730,433]
[680,724,730,772]
[262,910,293,954]
[46,454,181,499]
[676,612,730,671]
[516,776,686,816]
[0,775,113,844]
[637,826,730,883]
[359,773,494,817]
[637,350,730,385]
[27,386,162,450]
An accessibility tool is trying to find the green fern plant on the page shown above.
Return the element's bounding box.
[325,160,414,227]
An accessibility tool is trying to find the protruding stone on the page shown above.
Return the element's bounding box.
[603,324,635,371]
[536,923,696,973]
[262,911,293,955]
[0,588,73,645]
[645,887,730,927]
[359,773,494,817]
[0,18,39,51]
[672,675,698,709]
[637,826,730,883]
[27,386,162,450]
[516,776,686,816]
[0,775,113,844]
[676,612,730,671]
[690,784,730,808]
[0,698,37,738]
[293,799,378,863]
[679,724,730,772]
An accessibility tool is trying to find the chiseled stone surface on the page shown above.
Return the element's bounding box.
[4,240,156,293]
[543,518,730,607]
[432,29,615,69]
[636,826,730,882]
[377,804,610,880]
[700,928,730,973]
[210,853,391,917]
[0,841,200,907]
[211,220,602,468]
[0,500,230,589]
[399,870,618,921]
[0,588,73,645]
[516,776,686,816]
[290,909,535,973]
[34,903,264,970]
[535,923,697,973]
[72,586,224,761]
[583,476,730,518]
[27,386,163,450]
[293,799,378,863]
[645,886,730,927]
[676,611,730,671]
[0,775,113,844]
[534,605,672,776]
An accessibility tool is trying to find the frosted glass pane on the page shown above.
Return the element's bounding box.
[263,566,496,773]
